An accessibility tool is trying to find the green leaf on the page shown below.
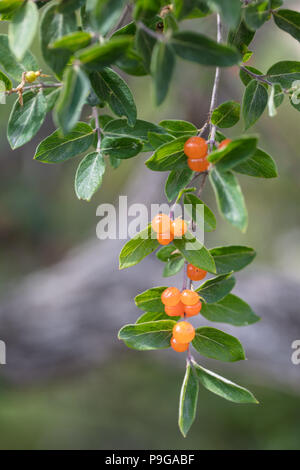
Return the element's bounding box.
[184,193,217,232]
[136,311,179,323]
[34,122,94,164]
[0,0,23,14]
[173,231,216,273]
[0,69,12,90]
[200,293,260,326]
[209,168,248,232]
[208,0,241,28]
[178,362,199,438]
[242,80,268,130]
[192,361,259,404]
[8,91,47,150]
[55,65,91,135]
[101,135,143,159]
[40,3,77,78]
[211,101,240,128]
[208,136,258,171]
[0,34,38,81]
[104,119,167,151]
[171,31,241,67]
[135,27,156,72]
[57,0,86,13]
[77,36,132,70]
[267,61,300,88]
[163,256,185,277]
[192,327,245,362]
[91,0,126,35]
[119,225,160,269]
[145,136,187,171]
[165,169,193,202]
[75,151,106,201]
[173,0,210,20]
[156,245,176,262]
[151,41,175,105]
[159,119,197,138]
[196,273,235,303]
[244,0,270,31]
[135,286,167,313]
[273,9,300,42]
[50,31,92,52]
[209,245,256,274]
[118,320,176,350]
[44,87,61,112]
[9,0,38,61]
[228,20,255,54]
[234,148,278,178]
[133,0,161,20]
[147,132,175,150]
[90,68,137,126]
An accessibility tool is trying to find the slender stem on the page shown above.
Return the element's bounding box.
[137,21,164,41]
[92,106,101,152]
[240,65,273,87]
[208,13,222,151]
[109,3,132,37]
[6,82,62,95]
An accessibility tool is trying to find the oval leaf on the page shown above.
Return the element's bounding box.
[75,151,106,201]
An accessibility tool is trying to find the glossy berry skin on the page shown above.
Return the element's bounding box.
[170,336,189,352]
[181,289,199,306]
[187,158,209,172]
[151,213,172,234]
[184,301,202,317]
[157,232,174,245]
[184,136,208,160]
[165,302,185,317]
[187,264,207,281]
[171,218,187,238]
[161,287,181,307]
[218,138,232,150]
[173,321,195,343]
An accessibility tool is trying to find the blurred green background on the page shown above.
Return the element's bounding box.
[0,1,299,450]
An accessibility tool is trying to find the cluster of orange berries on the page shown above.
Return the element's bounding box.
[151,213,187,245]
[161,265,207,352]
[184,136,232,173]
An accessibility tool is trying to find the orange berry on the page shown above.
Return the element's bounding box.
[181,289,199,306]
[187,264,207,281]
[187,157,210,172]
[165,302,185,317]
[173,321,195,343]
[170,336,189,352]
[161,287,181,307]
[184,136,208,159]
[218,138,232,150]
[184,301,202,317]
[157,232,174,245]
[171,218,187,238]
[151,213,172,234]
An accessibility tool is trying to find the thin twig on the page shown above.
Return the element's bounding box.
[6,82,62,95]
[92,106,101,152]
[208,13,222,151]
[137,21,164,41]
[240,65,273,87]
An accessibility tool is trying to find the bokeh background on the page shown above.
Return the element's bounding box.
[0,1,299,450]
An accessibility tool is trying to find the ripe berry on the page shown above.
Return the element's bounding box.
[161,287,181,307]
[170,336,189,352]
[173,321,195,343]
[151,213,172,234]
[171,218,187,238]
[181,289,199,306]
[187,264,207,281]
[184,301,202,317]
[157,232,174,245]
[184,136,208,159]
[218,138,232,150]
[165,302,185,317]
[187,158,210,172]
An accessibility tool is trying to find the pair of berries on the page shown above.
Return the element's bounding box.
[171,321,196,352]
[152,214,187,246]
[25,70,41,83]
[161,286,202,319]
[184,136,209,172]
